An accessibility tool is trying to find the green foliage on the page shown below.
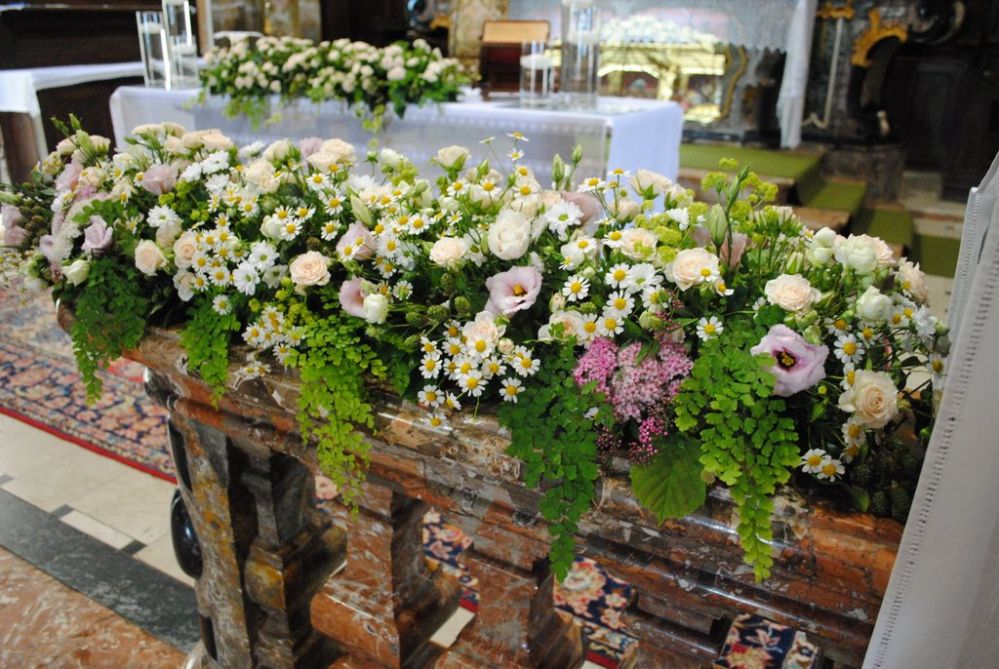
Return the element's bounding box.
[630,434,707,522]
[288,313,386,507]
[181,298,240,400]
[68,257,149,402]
[498,346,611,579]
[674,320,801,580]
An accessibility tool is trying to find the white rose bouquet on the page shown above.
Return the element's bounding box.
[1,124,948,581]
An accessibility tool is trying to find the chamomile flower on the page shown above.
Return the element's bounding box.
[579,176,605,192]
[295,206,315,221]
[418,352,441,379]
[232,265,259,295]
[212,294,232,315]
[696,316,723,340]
[606,291,635,317]
[457,370,485,396]
[597,313,624,337]
[506,131,529,142]
[482,356,506,378]
[579,314,599,343]
[418,385,444,407]
[210,267,232,287]
[510,349,539,377]
[243,322,266,347]
[815,456,845,481]
[713,280,734,297]
[826,317,851,336]
[508,148,524,161]
[605,263,631,289]
[325,193,345,214]
[500,378,524,402]
[561,275,590,302]
[272,342,293,365]
[833,333,865,366]
[443,393,462,411]
[426,412,450,430]
[801,448,827,474]
[306,172,329,191]
[604,228,625,248]
[446,179,467,197]
[278,218,302,241]
[929,353,946,386]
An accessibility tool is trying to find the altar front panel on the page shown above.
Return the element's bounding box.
[108,86,683,184]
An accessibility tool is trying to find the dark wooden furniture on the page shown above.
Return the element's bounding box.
[478,20,550,99]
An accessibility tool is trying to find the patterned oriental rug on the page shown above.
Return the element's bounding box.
[0,288,638,666]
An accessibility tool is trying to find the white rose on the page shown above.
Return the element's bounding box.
[764,274,820,314]
[487,209,532,260]
[319,138,356,165]
[855,286,893,323]
[261,216,283,240]
[173,231,199,269]
[306,151,338,173]
[463,311,503,350]
[429,237,467,268]
[134,240,167,276]
[289,251,331,292]
[507,194,539,219]
[539,310,585,341]
[834,235,880,275]
[63,259,90,286]
[173,270,195,302]
[387,66,406,81]
[378,148,404,170]
[263,139,294,162]
[612,198,641,222]
[362,293,389,324]
[665,247,719,290]
[630,169,673,197]
[896,259,928,303]
[163,136,186,155]
[855,234,895,268]
[619,227,659,261]
[838,370,899,429]
[199,130,233,151]
[244,159,280,193]
[56,138,76,155]
[434,145,470,170]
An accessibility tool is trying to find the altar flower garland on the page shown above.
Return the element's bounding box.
[198,36,470,129]
[0,118,948,580]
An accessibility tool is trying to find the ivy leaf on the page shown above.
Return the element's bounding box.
[631,435,707,523]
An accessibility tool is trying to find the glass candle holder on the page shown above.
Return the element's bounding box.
[162,0,199,89]
[136,11,168,87]
[560,0,601,109]
[520,41,555,108]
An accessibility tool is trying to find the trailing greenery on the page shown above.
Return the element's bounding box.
[499,345,612,579]
[630,434,707,523]
[673,324,801,579]
[180,297,240,400]
[68,257,149,402]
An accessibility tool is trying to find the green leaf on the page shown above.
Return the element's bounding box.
[631,435,707,523]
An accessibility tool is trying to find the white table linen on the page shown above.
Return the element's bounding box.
[109,86,684,184]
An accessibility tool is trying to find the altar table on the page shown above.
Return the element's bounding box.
[108,86,684,185]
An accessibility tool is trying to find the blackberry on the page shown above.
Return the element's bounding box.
[849,462,874,487]
[890,487,913,523]
[870,490,890,517]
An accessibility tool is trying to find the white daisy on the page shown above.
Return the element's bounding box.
[801,448,826,474]
[696,316,723,341]
[147,205,180,229]
[418,385,444,407]
[500,378,524,403]
[605,291,635,317]
[605,263,631,289]
[833,333,865,366]
[277,218,302,241]
[561,275,590,302]
[544,201,583,239]
[815,456,845,481]
[457,370,485,396]
[597,313,624,337]
[211,294,232,315]
[510,347,540,377]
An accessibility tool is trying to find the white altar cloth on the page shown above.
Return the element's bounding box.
[108,86,684,185]
[0,63,145,157]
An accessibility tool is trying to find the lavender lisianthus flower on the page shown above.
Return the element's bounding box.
[750,324,828,396]
[339,277,366,319]
[140,163,178,195]
[484,265,542,316]
[81,216,113,255]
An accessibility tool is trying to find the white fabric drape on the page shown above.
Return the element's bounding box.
[775,0,817,148]
[864,152,999,669]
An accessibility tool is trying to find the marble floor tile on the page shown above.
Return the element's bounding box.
[0,414,80,478]
[60,510,134,551]
[1,436,137,513]
[0,546,186,668]
[68,463,175,545]
[135,533,195,588]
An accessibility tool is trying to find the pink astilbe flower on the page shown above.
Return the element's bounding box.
[610,341,692,422]
[633,415,668,463]
[573,337,619,397]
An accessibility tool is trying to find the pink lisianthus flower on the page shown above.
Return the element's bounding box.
[81,216,113,255]
[339,277,366,318]
[55,160,83,192]
[691,225,749,268]
[141,163,177,195]
[750,324,828,397]
[298,137,324,158]
[336,222,375,261]
[484,265,542,316]
[561,191,602,233]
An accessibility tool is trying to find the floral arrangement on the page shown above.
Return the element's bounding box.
[199,36,470,129]
[0,118,948,580]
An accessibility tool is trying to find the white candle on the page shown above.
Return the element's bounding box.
[520,53,554,70]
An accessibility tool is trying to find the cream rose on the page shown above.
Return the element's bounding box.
[289,251,331,292]
[173,231,198,269]
[630,169,673,198]
[896,259,928,303]
[134,240,167,276]
[838,370,899,429]
[434,145,470,170]
[429,237,467,268]
[855,286,893,323]
[378,148,404,170]
[487,209,531,260]
[319,138,356,165]
[764,274,820,314]
[462,311,504,352]
[665,247,719,290]
[853,234,895,268]
[619,227,659,261]
[244,159,280,193]
[155,219,182,248]
[538,310,585,341]
[263,139,294,162]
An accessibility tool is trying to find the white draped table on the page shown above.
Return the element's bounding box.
[108,86,684,184]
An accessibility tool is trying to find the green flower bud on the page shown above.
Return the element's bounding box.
[305,236,321,251]
[802,324,822,344]
[405,311,425,327]
[638,310,664,331]
[571,144,583,164]
[454,295,471,316]
[578,301,598,315]
[427,304,450,322]
[402,334,422,352]
[440,272,456,292]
